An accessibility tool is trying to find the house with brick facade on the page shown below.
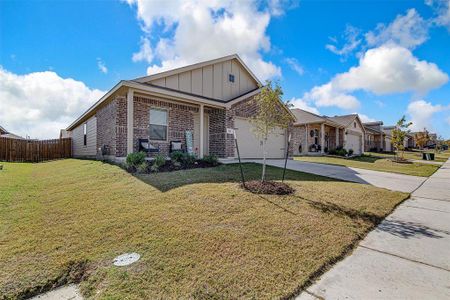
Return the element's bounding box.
[363,121,386,152]
[290,109,344,155]
[66,54,293,160]
[290,109,365,156]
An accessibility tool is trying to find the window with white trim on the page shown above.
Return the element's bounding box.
[149,109,168,141]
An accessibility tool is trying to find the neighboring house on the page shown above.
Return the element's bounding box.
[382,126,395,152]
[326,114,365,155]
[290,109,344,155]
[0,125,24,139]
[427,133,438,147]
[66,54,294,160]
[363,121,385,152]
[289,110,365,155]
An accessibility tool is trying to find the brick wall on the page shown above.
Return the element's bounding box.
[290,125,306,155]
[95,95,127,157]
[133,96,199,157]
[207,108,227,157]
[116,96,128,157]
[96,98,117,156]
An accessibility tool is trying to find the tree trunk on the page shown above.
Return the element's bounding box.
[261,138,267,182]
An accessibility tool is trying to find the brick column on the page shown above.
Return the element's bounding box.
[126,89,134,155]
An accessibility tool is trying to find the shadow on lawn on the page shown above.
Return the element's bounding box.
[136,163,340,192]
[293,195,383,224]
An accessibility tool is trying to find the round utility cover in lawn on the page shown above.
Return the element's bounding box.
[113,253,140,266]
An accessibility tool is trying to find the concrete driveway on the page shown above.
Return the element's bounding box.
[297,158,450,300]
[246,159,427,193]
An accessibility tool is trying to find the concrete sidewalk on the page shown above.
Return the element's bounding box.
[238,159,426,193]
[297,158,450,300]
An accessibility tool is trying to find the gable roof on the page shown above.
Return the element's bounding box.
[290,108,345,127]
[133,54,262,87]
[364,126,384,135]
[0,125,7,134]
[326,114,358,127]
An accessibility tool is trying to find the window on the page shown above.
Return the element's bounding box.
[83,123,87,146]
[149,109,168,141]
[228,74,235,83]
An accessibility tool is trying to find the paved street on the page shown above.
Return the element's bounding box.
[297,158,450,300]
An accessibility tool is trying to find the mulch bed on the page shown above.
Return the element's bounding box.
[243,180,294,195]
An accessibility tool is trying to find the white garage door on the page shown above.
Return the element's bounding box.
[345,133,362,155]
[234,118,286,159]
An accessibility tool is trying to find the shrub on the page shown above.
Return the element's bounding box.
[336,148,347,157]
[348,149,354,156]
[136,161,149,174]
[151,155,166,172]
[201,154,219,166]
[182,153,196,167]
[126,152,146,171]
[170,151,184,163]
[328,149,337,155]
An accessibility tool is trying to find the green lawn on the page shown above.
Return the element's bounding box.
[294,155,439,177]
[365,150,450,163]
[0,159,408,299]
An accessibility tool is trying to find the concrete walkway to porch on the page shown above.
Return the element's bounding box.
[296,158,450,300]
[236,159,426,193]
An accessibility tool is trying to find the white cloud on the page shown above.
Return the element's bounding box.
[132,37,153,63]
[301,83,360,110]
[126,0,282,81]
[365,9,429,49]
[355,113,376,123]
[97,58,108,74]
[290,98,320,114]
[333,45,448,95]
[0,67,104,139]
[375,100,385,108]
[284,57,304,75]
[299,45,448,110]
[326,25,362,58]
[427,0,450,31]
[407,100,444,131]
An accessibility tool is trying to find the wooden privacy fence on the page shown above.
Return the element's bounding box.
[0,137,72,162]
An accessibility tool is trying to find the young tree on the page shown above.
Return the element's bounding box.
[414,128,429,150]
[391,116,412,161]
[250,81,292,181]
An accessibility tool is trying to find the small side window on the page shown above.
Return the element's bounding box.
[229,74,235,83]
[83,123,87,146]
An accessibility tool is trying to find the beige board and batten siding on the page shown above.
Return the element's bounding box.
[344,119,364,155]
[148,59,258,101]
[72,116,97,157]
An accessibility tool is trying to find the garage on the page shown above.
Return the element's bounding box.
[345,132,362,155]
[234,117,286,159]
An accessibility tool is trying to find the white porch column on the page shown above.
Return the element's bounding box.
[320,123,325,154]
[199,104,204,158]
[336,127,339,147]
[305,124,308,153]
[127,89,134,155]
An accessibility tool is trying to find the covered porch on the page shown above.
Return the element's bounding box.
[126,89,228,159]
[291,122,344,156]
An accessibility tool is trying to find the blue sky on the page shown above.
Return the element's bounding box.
[1,0,449,139]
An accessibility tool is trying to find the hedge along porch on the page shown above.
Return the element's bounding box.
[66,54,294,160]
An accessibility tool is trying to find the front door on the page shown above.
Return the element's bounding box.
[193,113,209,157]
